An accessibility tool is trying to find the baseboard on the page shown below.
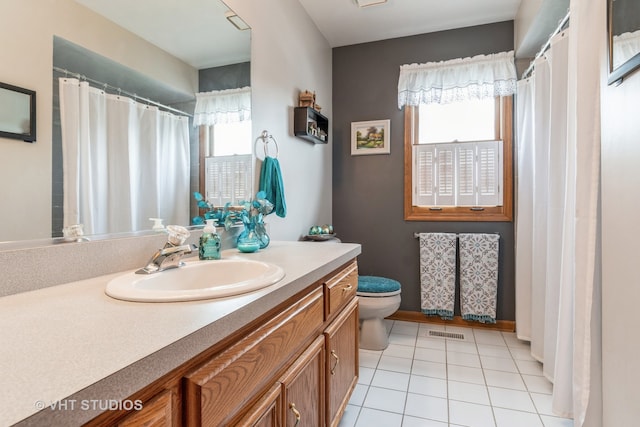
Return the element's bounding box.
[387,310,515,332]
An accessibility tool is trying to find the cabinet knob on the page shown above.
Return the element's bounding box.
[330,350,340,375]
[289,402,301,426]
[342,284,353,292]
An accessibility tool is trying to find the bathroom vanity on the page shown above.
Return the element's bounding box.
[0,241,361,426]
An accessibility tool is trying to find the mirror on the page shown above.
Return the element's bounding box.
[1,0,250,243]
[608,0,640,84]
[0,82,36,142]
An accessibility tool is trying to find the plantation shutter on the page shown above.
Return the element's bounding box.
[205,154,252,206]
[435,146,455,206]
[413,144,459,206]
[477,140,502,206]
[413,140,502,207]
[456,142,476,206]
[413,144,436,206]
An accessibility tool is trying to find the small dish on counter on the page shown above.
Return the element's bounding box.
[304,233,337,241]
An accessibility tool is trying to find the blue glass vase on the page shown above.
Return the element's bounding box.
[254,221,270,249]
[237,219,270,252]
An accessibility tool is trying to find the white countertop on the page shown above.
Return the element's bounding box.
[0,241,361,426]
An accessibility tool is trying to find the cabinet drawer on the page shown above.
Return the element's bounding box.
[184,286,324,427]
[117,389,172,427]
[324,261,358,320]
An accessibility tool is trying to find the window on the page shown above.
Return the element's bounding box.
[413,140,503,207]
[199,121,253,206]
[404,97,513,222]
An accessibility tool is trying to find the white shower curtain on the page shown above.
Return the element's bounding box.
[59,78,190,235]
[517,30,570,380]
[515,0,603,423]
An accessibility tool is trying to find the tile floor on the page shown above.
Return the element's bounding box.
[339,320,574,427]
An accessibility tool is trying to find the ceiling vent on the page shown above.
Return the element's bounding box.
[355,0,388,8]
[225,11,250,31]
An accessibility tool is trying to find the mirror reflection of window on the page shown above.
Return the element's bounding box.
[612,30,640,69]
[202,121,253,207]
[611,0,640,71]
[207,121,252,156]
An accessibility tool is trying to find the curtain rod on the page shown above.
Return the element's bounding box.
[53,66,192,117]
[521,10,570,80]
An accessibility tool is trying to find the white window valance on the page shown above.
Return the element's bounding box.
[397,51,516,108]
[193,86,251,126]
[612,30,640,69]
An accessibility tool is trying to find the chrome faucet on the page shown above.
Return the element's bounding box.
[136,225,194,274]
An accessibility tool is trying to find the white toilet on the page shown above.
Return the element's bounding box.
[357,276,402,351]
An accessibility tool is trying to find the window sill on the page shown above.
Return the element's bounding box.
[404,205,512,222]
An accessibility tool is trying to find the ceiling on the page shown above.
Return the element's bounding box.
[75,0,251,69]
[297,0,523,48]
[73,0,569,74]
[75,0,526,70]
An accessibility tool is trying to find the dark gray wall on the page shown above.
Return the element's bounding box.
[332,21,516,320]
[612,0,640,35]
[199,62,250,92]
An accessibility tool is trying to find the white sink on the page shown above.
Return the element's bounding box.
[105,259,285,302]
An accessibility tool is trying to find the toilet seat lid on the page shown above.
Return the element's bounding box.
[357,276,401,295]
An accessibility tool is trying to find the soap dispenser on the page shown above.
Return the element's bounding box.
[149,217,165,232]
[199,219,221,260]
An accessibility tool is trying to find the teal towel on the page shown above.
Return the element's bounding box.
[259,156,286,218]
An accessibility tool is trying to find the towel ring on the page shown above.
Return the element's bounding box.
[254,130,279,160]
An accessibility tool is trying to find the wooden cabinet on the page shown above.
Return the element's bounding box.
[281,336,325,427]
[86,259,358,427]
[234,383,282,427]
[294,107,329,144]
[184,287,324,426]
[324,261,358,320]
[324,298,359,427]
[116,390,173,427]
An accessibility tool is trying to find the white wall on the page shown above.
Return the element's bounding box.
[601,50,640,427]
[0,0,197,241]
[514,0,543,55]
[514,0,569,62]
[226,0,333,241]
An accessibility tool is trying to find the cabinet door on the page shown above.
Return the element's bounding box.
[234,382,282,427]
[324,298,359,427]
[280,336,325,427]
[185,287,323,427]
[117,390,172,427]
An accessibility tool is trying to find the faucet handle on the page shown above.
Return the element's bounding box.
[166,225,190,245]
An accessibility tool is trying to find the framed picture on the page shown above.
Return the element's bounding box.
[0,82,36,142]
[351,119,390,155]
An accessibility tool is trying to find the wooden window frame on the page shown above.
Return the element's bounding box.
[403,96,513,222]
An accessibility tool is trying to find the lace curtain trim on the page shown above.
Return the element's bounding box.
[398,50,516,107]
[193,86,251,126]
[612,30,640,69]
